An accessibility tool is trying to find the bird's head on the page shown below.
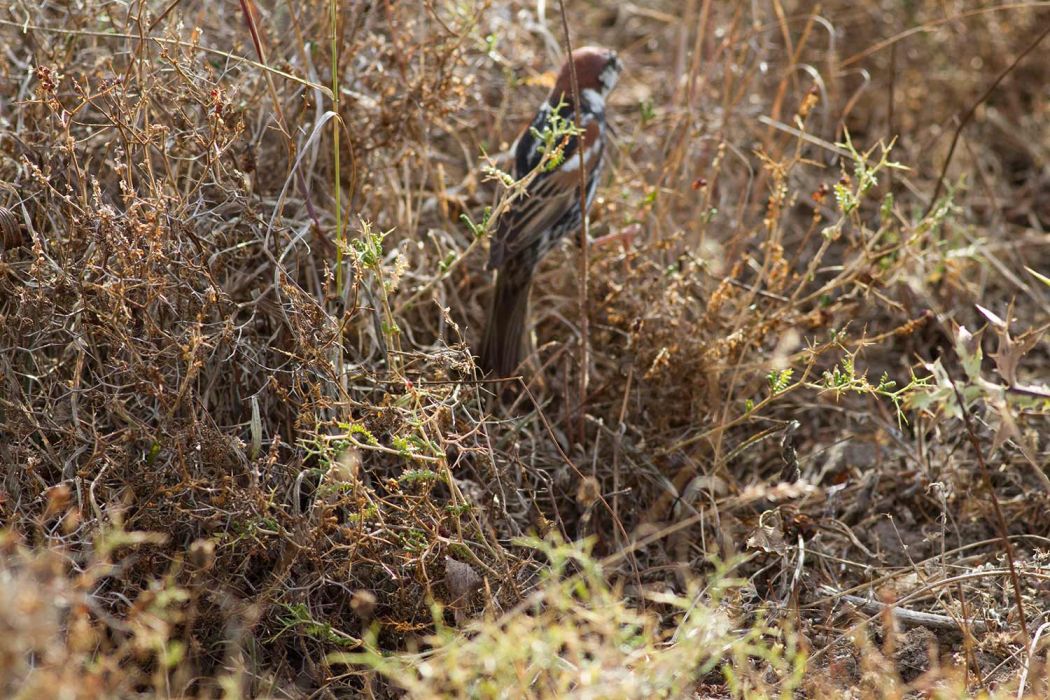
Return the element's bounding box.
[551,46,623,104]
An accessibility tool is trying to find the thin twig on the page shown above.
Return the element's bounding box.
[821,587,989,633]
[554,0,590,447]
[924,21,1050,217]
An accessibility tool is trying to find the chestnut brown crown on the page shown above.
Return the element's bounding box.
[550,46,622,104]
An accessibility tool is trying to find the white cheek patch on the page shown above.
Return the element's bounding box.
[599,64,620,95]
[581,88,605,114]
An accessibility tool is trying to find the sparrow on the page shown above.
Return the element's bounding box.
[479,46,623,378]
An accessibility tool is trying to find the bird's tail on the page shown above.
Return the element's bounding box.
[479,268,532,377]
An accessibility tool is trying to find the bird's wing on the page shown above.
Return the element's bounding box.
[488,168,579,269]
[488,106,602,270]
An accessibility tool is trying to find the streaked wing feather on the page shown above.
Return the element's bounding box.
[489,99,604,269]
[496,174,577,261]
[515,108,548,177]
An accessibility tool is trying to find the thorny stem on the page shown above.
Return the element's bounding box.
[948,376,1029,640]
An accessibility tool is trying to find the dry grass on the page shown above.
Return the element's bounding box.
[1,0,1048,697]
